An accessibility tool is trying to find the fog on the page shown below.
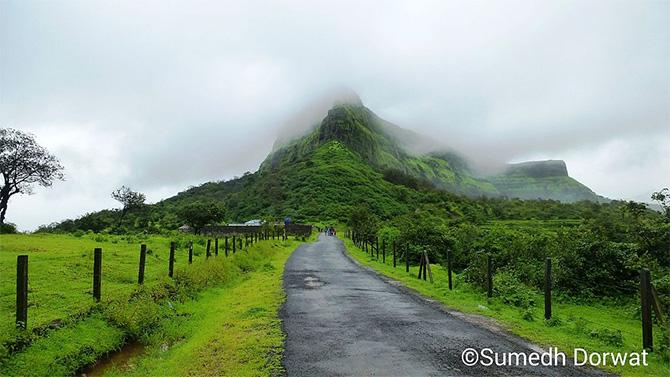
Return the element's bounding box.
[1,0,668,230]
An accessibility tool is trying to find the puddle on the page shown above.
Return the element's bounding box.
[78,342,146,377]
[304,276,325,288]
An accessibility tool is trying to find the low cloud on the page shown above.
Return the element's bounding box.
[1,0,668,230]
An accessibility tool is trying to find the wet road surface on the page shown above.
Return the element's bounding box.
[281,234,608,376]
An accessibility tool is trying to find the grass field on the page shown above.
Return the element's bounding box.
[105,238,294,377]
[0,232,301,376]
[343,237,670,377]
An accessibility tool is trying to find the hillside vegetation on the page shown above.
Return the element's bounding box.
[42,102,613,234]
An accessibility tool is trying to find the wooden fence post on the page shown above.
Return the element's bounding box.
[93,248,102,302]
[392,240,397,268]
[169,242,175,278]
[382,239,386,263]
[487,254,493,298]
[188,242,193,264]
[206,239,211,258]
[233,235,237,253]
[417,253,423,279]
[545,257,552,320]
[215,238,219,256]
[225,237,229,257]
[424,251,433,283]
[138,244,146,284]
[640,268,653,350]
[405,245,409,273]
[16,255,28,329]
[447,247,453,290]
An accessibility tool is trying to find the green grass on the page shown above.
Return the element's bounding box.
[105,237,294,377]
[0,233,187,344]
[343,237,670,377]
[0,232,301,376]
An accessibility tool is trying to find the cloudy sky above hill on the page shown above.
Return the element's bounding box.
[1,0,669,230]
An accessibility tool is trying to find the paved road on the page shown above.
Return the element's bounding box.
[281,234,607,377]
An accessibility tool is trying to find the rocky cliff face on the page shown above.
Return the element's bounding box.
[503,160,569,178]
[487,160,601,202]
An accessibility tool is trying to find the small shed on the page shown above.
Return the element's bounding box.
[178,224,193,233]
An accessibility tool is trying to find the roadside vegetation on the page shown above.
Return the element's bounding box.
[0,232,301,376]
[343,195,670,376]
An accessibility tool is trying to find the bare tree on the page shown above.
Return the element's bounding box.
[0,128,64,224]
[111,185,146,226]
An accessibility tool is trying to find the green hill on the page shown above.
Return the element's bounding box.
[45,99,609,231]
[487,160,603,202]
[262,103,498,197]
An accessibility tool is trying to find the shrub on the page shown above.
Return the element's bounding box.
[659,327,670,362]
[589,328,624,347]
[0,222,17,234]
[545,316,562,327]
[492,271,536,308]
[522,308,534,321]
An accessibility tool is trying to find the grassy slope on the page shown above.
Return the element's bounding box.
[0,233,183,342]
[172,140,421,223]
[106,238,295,377]
[489,174,599,202]
[0,233,300,376]
[342,237,670,377]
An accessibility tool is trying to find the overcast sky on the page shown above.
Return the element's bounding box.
[1,0,669,231]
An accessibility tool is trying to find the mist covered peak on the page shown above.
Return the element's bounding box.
[504,160,569,178]
[272,87,362,151]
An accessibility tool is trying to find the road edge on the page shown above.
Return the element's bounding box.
[337,236,613,377]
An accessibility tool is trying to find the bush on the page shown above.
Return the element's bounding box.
[659,327,670,362]
[589,328,624,347]
[0,222,17,234]
[492,271,536,308]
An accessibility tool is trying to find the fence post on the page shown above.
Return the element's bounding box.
[640,268,653,350]
[16,255,28,329]
[215,238,219,256]
[545,257,552,320]
[382,239,386,263]
[393,240,397,268]
[233,235,236,253]
[376,237,379,259]
[417,254,423,279]
[206,239,211,258]
[447,247,453,290]
[487,254,493,298]
[424,251,433,283]
[189,242,193,264]
[169,242,175,278]
[138,244,146,284]
[225,237,229,257]
[93,248,102,302]
[405,245,409,273]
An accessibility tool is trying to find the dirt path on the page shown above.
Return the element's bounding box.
[281,234,607,376]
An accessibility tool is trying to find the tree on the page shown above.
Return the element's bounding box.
[0,128,64,224]
[177,201,225,234]
[652,188,670,220]
[111,186,146,226]
[348,205,379,241]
